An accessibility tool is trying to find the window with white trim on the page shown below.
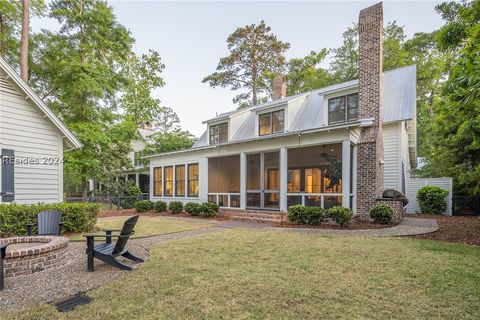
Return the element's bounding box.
[259,110,284,136]
[209,122,228,144]
[328,93,358,124]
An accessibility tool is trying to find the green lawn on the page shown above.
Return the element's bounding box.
[69,216,212,241]
[9,230,480,319]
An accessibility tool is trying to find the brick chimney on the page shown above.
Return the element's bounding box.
[139,121,153,130]
[272,75,287,100]
[356,2,384,217]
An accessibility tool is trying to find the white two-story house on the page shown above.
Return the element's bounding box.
[147,3,416,218]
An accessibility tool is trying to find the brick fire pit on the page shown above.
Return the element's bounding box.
[0,236,69,278]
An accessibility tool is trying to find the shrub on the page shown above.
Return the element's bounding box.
[287,205,308,224]
[120,185,142,209]
[0,202,100,236]
[168,201,184,214]
[417,185,448,214]
[199,202,219,217]
[135,200,154,213]
[184,202,201,216]
[369,204,393,224]
[287,205,326,225]
[305,207,326,225]
[327,206,353,227]
[154,200,168,213]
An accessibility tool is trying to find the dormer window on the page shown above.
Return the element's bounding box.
[328,93,358,124]
[209,122,228,144]
[259,110,284,136]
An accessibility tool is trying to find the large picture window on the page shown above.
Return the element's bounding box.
[153,167,162,196]
[164,166,173,197]
[259,110,284,136]
[328,93,358,124]
[188,163,199,197]
[209,122,228,144]
[175,165,185,197]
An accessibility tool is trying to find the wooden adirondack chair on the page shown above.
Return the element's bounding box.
[84,215,144,272]
[27,210,63,236]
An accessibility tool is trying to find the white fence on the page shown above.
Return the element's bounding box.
[405,177,453,215]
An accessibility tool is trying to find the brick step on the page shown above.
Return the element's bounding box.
[228,215,282,223]
[221,211,282,218]
[220,209,286,223]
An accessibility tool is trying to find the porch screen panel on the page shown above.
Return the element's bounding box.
[264,151,280,208]
[246,154,261,207]
[287,144,342,207]
[153,167,162,196]
[175,165,185,196]
[164,166,173,197]
[188,163,199,197]
[208,155,240,193]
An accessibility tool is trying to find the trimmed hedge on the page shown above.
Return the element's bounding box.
[185,202,201,216]
[168,201,184,214]
[0,202,100,236]
[287,205,353,227]
[154,201,168,213]
[369,204,393,224]
[328,206,353,227]
[417,185,448,214]
[199,202,219,217]
[287,205,326,225]
[135,200,154,213]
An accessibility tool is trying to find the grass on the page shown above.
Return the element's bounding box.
[69,216,211,241]
[9,229,480,319]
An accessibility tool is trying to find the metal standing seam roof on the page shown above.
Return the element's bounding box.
[193,65,416,149]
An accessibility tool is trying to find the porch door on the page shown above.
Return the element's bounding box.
[246,151,280,210]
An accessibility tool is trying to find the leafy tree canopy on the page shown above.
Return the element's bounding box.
[422,0,480,195]
[144,131,196,155]
[203,20,290,107]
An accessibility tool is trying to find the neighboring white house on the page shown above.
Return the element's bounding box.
[121,123,157,193]
[0,58,82,204]
[89,123,157,195]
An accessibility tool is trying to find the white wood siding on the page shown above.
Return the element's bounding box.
[382,122,401,191]
[0,71,64,204]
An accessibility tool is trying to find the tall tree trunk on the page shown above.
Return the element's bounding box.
[0,13,4,57]
[20,0,29,82]
[252,67,257,106]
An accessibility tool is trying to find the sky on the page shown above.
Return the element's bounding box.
[32,1,445,137]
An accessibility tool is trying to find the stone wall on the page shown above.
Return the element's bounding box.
[0,236,69,278]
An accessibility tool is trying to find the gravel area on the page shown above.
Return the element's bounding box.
[268,217,438,236]
[0,226,222,312]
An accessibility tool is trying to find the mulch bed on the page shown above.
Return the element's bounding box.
[409,214,480,246]
[276,216,395,230]
[98,209,393,229]
[98,209,228,221]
